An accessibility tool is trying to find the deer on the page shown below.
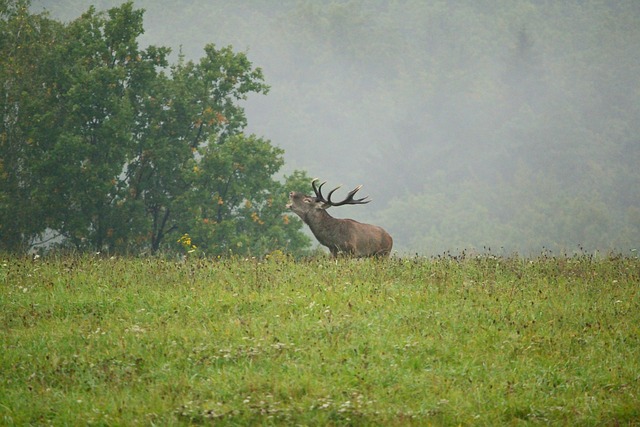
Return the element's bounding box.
[286,179,393,257]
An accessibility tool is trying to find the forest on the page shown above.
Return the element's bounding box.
[3,0,640,256]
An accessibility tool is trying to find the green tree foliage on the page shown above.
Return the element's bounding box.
[124,45,273,255]
[45,4,149,251]
[0,1,310,256]
[183,136,311,257]
[0,0,63,252]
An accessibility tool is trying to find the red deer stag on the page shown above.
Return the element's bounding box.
[287,179,393,257]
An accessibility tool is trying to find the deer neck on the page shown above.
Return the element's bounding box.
[304,208,337,233]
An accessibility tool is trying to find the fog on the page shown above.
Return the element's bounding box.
[33,0,640,255]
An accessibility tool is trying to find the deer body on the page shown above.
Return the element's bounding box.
[287,179,393,257]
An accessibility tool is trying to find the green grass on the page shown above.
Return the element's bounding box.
[1,253,639,425]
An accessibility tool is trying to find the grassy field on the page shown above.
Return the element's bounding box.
[1,253,639,425]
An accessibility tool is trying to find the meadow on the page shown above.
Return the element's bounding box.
[1,252,639,425]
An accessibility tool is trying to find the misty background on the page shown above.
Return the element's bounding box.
[32,0,640,256]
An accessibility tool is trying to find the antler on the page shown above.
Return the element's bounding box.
[311,178,370,207]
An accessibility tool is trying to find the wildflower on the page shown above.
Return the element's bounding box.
[178,233,197,253]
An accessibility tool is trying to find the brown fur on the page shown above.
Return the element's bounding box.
[287,191,393,257]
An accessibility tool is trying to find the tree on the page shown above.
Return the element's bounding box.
[0,0,63,252]
[0,1,171,252]
[124,44,270,254]
[0,1,313,257]
[182,135,311,257]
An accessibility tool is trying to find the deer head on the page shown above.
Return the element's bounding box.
[287,179,393,257]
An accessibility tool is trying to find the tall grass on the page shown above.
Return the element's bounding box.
[1,253,639,425]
